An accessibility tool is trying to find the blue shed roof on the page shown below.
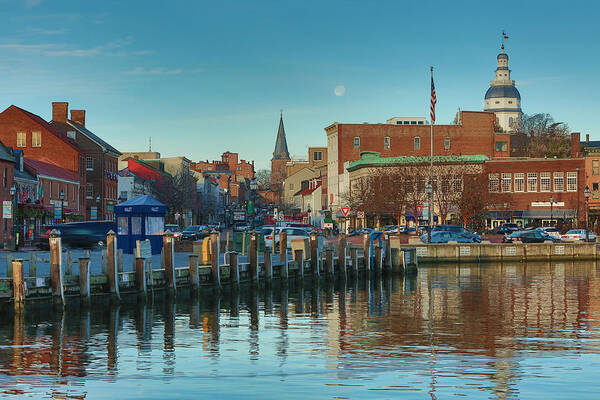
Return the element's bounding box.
[114,195,166,215]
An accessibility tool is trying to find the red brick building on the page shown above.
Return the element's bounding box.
[50,103,120,221]
[0,105,86,219]
[0,142,15,246]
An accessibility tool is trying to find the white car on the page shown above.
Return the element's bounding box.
[561,229,597,242]
[540,227,561,240]
[264,227,310,249]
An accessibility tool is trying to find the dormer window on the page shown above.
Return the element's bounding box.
[67,130,76,140]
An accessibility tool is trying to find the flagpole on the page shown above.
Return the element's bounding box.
[428,66,434,242]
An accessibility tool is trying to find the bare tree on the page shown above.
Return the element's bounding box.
[151,169,198,223]
[520,113,571,158]
[255,169,271,189]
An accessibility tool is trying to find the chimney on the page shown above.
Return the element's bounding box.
[52,102,68,123]
[571,132,581,158]
[71,109,86,126]
[586,134,590,144]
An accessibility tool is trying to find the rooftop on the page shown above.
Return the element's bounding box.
[347,151,489,171]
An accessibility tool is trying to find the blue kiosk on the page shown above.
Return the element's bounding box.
[114,195,167,255]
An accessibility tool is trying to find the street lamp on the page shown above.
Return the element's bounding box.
[60,189,65,223]
[585,185,591,242]
[549,196,554,227]
[425,182,433,243]
[9,184,16,250]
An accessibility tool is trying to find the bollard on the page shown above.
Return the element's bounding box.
[12,259,25,312]
[189,255,199,290]
[326,248,334,279]
[350,247,358,276]
[135,258,147,295]
[78,258,91,302]
[29,252,37,278]
[6,253,12,277]
[264,252,273,282]
[374,247,383,276]
[363,233,371,274]
[249,231,258,281]
[65,250,72,276]
[338,234,347,278]
[383,234,392,271]
[229,252,240,286]
[101,249,108,275]
[242,231,247,256]
[117,249,124,273]
[49,229,64,305]
[226,231,231,252]
[279,231,287,258]
[106,230,120,300]
[294,249,304,279]
[163,230,176,293]
[210,231,221,289]
[310,232,319,277]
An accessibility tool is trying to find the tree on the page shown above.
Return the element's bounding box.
[456,173,491,231]
[521,113,571,158]
[255,169,271,189]
[494,119,504,133]
[151,169,198,223]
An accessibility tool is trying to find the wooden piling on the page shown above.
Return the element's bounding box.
[229,252,239,285]
[210,231,221,289]
[310,232,319,277]
[135,258,147,295]
[28,252,37,278]
[350,247,358,276]
[338,234,347,278]
[78,258,91,302]
[279,231,288,279]
[117,249,123,273]
[65,250,72,275]
[383,234,391,271]
[163,230,176,293]
[374,247,383,276]
[325,248,334,279]
[49,229,64,306]
[264,252,273,282]
[294,249,304,279]
[6,253,12,277]
[106,230,120,300]
[362,233,371,275]
[12,259,25,312]
[189,255,199,290]
[249,231,258,281]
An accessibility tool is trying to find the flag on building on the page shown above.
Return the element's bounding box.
[430,74,437,123]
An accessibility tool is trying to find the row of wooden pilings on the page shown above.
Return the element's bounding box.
[7,229,415,313]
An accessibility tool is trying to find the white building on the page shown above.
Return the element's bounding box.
[484,44,522,133]
[385,117,427,125]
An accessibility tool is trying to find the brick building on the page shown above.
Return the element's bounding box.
[50,103,120,221]
[0,105,86,220]
[326,111,510,209]
[0,142,15,246]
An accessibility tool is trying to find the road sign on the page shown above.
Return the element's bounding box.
[416,205,423,216]
[341,207,350,217]
[357,211,365,219]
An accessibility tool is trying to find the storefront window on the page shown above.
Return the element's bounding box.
[145,217,164,235]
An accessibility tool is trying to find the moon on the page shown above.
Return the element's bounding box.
[334,85,346,97]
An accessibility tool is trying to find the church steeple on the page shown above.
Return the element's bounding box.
[272,111,290,160]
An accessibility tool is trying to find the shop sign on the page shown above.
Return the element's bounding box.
[2,201,12,219]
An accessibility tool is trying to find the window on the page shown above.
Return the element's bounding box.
[67,130,76,140]
[508,101,513,104]
[289,183,294,190]
[540,172,551,192]
[593,160,599,175]
[383,137,390,150]
[418,121,424,125]
[553,172,564,192]
[495,142,508,152]
[403,121,410,125]
[86,156,94,171]
[527,173,537,192]
[495,101,500,104]
[411,121,417,125]
[514,173,524,192]
[501,173,511,192]
[414,137,421,150]
[120,191,128,200]
[567,172,577,192]
[444,137,450,151]
[489,173,499,193]
[16,132,26,147]
[2,168,6,188]
[353,137,360,149]
[86,183,93,198]
[313,151,323,161]
[31,131,41,147]
[594,183,599,199]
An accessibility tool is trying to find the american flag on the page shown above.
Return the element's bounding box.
[430,74,437,123]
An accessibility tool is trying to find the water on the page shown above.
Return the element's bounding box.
[1,262,600,399]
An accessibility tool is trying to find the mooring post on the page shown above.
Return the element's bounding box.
[338,234,347,278]
[383,234,392,271]
[135,257,147,296]
[294,249,304,279]
[310,232,319,277]
[49,229,64,306]
[249,231,258,281]
[279,230,288,279]
[106,230,120,301]
[374,247,383,276]
[117,249,124,273]
[210,231,221,289]
[326,248,334,279]
[189,255,199,290]
[229,252,240,286]
[78,257,91,303]
[362,233,371,276]
[163,230,176,294]
[29,252,37,278]
[12,259,25,312]
[264,251,273,282]
[350,247,358,276]
[226,231,231,252]
[65,250,72,276]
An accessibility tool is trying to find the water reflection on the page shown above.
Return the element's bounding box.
[1,261,600,398]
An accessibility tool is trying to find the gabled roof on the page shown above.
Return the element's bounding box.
[66,120,121,155]
[0,141,15,163]
[300,182,322,196]
[272,113,290,160]
[24,158,79,183]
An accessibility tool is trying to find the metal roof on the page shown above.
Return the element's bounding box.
[347,151,488,171]
[272,114,290,160]
[485,85,521,100]
[67,120,121,155]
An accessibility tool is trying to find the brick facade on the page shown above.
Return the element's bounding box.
[0,158,15,245]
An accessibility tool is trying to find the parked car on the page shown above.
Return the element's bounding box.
[420,231,479,244]
[181,225,210,240]
[561,229,597,242]
[264,227,311,249]
[233,222,251,232]
[496,223,519,235]
[503,230,560,243]
[537,227,561,240]
[36,221,116,249]
[164,224,182,240]
[432,225,481,242]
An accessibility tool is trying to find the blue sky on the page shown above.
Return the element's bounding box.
[0,0,597,169]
